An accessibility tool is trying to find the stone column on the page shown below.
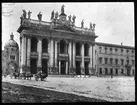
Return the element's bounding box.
[68,41,72,74]
[37,37,42,71]
[59,61,61,74]
[48,39,51,74]
[89,44,92,75]
[20,37,23,73]
[54,40,57,67]
[50,39,54,67]
[27,37,31,68]
[21,36,26,73]
[23,36,26,65]
[73,42,76,69]
[66,62,68,75]
[81,43,85,75]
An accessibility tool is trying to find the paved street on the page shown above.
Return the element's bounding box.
[2,76,135,102]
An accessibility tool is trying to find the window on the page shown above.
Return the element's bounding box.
[127,60,129,64]
[121,59,124,65]
[110,58,113,64]
[121,69,124,74]
[127,49,129,53]
[132,50,134,53]
[99,46,102,53]
[99,57,102,64]
[110,48,112,53]
[115,48,118,53]
[99,68,102,75]
[105,58,108,64]
[115,59,118,65]
[105,47,107,53]
[105,68,108,75]
[132,60,135,65]
[132,70,134,75]
[115,68,118,75]
[121,49,123,53]
[110,68,113,74]
[10,55,15,60]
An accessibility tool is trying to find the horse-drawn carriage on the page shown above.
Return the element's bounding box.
[10,70,48,81]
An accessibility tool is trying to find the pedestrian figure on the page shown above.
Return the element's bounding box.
[37,12,42,21]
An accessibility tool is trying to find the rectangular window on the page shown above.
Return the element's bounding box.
[105,68,108,75]
[115,59,118,65]
[105,47,107,54]
[105,58,108,64]
[121,59,124,65]
[127,60,129,64]
[99,68,102,75]
[132,70,134,75]
[121,69,124,74]
[99,58,102,64]
[115,69,118,75]
[132,60,134,65]
[110,58,113,64]
[10,55,15,60]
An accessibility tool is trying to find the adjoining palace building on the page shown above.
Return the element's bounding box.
[17,5,135,76]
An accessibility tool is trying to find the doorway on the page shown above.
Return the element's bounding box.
[30,58,37,74]
[42,59,48,75]
[85,62,89,75]
[61,61,66,75]
[76,61,81,75]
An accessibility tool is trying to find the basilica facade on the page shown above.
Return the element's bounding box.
[17,6,135,76]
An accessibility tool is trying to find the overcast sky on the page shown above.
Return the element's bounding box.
[2,2,134,50]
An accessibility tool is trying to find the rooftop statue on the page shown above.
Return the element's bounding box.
[90,22,92,29]
[20,15,23,24]
[22,9,27,19]
[68,15,71,22]
[72,15,76,23]
[61,5,65,14]
[81,19,84,28]
[93,23,96,29]
[55,11,58,19]
[37,12,42,21]
[28,11,32,19]
[51,10,54,20]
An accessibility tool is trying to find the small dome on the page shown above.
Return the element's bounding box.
[4,32,19,49]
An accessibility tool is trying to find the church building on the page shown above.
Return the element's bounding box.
[17,5,135,76]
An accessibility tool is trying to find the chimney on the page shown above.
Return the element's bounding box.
[10,32,14,40]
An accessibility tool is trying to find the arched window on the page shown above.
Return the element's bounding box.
[115,59,118,65]
[42,38,48,53]
[84,43,89,56]
[76,42,81,56]
[31,37,38,52]
[110,58,113,64]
